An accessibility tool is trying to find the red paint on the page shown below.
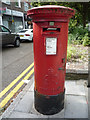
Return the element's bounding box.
[27,5,75,95]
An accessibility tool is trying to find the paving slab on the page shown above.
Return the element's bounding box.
[64,95,88,118]
[65,80,86,96]
[15,92,34,113]
[29,82,34,92]
[48,109,64,118]
[9,111,49,118]
[76,80,87,85]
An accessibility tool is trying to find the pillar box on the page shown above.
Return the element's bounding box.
[27,5,75,115]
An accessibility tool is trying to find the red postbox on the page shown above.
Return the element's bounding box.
[27,5,75,115]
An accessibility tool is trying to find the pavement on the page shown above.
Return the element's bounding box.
[0,75,88,119]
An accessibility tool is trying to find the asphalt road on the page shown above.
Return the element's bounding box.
[2,41,34,92]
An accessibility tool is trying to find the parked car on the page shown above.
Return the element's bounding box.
[0,25,20,47]
[18,29,33,42]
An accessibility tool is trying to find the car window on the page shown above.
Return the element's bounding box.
[19,30,27,33]
[31,30,33,32]
[1,26,9,32]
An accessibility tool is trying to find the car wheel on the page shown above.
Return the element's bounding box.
[14,39,20,47]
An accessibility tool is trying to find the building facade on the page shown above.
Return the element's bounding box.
[0,0,31,33]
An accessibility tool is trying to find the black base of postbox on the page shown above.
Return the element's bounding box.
[34,90,65,115]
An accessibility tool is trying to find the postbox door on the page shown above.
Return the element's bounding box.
[42,35,66,94]
[33,22,68,95]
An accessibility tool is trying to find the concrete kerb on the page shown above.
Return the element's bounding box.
[66,69,88,74]
[66,66,88,80]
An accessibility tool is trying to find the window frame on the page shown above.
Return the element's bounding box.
[1,26,10,33]
[15,0,21,8]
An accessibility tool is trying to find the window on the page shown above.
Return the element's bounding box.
[15,2,19,7]
[2,21,8,28]
[15,21,23,32]
[19,30,27,33]
[24,2,29,11]
[1,26,9,32]
[15,0,21,8]
[2,20,9,28]
[2,0,10,5]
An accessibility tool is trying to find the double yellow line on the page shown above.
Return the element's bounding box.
[0,62,34,108]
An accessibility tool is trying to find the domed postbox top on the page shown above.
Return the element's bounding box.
[27,5,75,22]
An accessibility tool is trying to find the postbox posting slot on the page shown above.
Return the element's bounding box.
[43,28,60,32]
[42,27,60,35]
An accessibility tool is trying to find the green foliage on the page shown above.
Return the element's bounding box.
[67,44,86,61]
[68,25,89,46]
[82,33,90,46]
[31,2,89,28]
[67,45,77,61]
[31,2,89,46]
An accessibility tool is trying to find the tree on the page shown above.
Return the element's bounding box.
[31,2,90,28]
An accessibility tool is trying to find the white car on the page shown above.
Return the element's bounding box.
[18,29,33,42]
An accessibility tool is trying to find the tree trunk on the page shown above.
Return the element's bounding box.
[82,2,88,28]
